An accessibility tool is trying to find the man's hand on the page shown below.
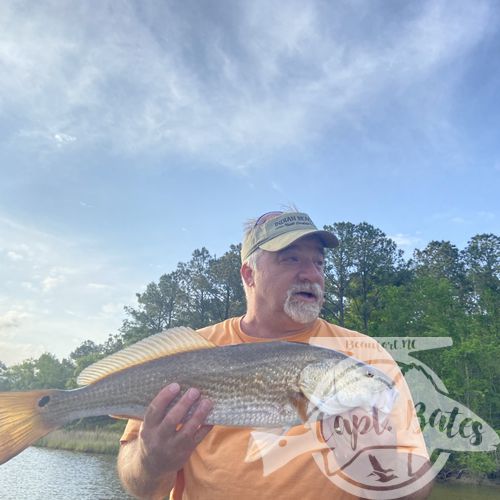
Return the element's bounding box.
[139,383,214,475]
[117,383,213,499]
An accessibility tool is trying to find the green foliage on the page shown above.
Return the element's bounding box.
[323,222,406,332]
[1,223,497,477]
[36,429,122,455]
[441,450,499,479]
[0,360,9,390]
[120,245,245,343]
[1,354,73,390]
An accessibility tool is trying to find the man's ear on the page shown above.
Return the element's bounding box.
[241,263,255,287]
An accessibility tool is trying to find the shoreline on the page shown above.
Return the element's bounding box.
[35,428,122,455]
[436,476,500,488]
[36,430,499,488]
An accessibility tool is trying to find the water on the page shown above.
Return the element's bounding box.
[0,447,497,499]
[430,481,499,500]
[0,447,132,499]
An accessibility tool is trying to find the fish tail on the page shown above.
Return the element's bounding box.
[0,389,59,465]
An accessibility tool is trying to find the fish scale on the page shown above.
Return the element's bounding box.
[0,328,396,465]
[43,343,325,427]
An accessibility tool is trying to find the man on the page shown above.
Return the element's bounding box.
[117,210,432,499]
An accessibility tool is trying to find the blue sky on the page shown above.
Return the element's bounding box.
[0,0,498,365]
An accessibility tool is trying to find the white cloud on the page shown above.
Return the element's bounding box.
[430,210,497,229]
[6,250,23,261]
[42,274,66,292]
[0,309,29,330]
[0,0,494,166]
[271,182,283,193]
[0,341,46,365]
[390,233,420,247]
[101,302,124,316]
[389,233,424,256]
[53,132,76,145]
[87,283,112,290]
[0,213,142,364]
[476,211,495,220]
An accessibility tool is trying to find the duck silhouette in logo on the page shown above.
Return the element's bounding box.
[367,454,398,482]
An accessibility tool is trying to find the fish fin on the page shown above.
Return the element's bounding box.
[0,390,59,465]
[252,426,290,436]
[289,391,312,424]
[308,394,348,415]
[109,414,139,420]
[77,327,215,386]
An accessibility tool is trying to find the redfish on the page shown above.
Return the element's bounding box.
[0,327,396,464]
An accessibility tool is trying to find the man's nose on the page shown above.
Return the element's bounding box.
[297,260,324,282]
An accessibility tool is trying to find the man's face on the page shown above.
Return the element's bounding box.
[252,235,326,325]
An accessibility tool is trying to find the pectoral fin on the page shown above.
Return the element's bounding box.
[289,391,315,423]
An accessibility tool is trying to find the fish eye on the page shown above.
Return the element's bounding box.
[38,395,51,407]
[365,370,374,378]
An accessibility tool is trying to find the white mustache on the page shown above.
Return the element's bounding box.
[287,283,324,301]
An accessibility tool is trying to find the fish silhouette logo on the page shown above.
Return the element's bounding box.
[248,337,499,499]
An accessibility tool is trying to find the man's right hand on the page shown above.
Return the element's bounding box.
[117,383,213,499]
[138,382,214,475]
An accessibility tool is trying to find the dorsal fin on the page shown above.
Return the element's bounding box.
[77,327,215,386]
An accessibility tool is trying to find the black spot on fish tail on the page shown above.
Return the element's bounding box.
[38,395,50,407]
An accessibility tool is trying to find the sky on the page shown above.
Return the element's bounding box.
[0,0,499,366]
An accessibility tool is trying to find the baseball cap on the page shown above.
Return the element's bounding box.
[241,211,339,263]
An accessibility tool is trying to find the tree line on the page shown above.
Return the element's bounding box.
[1,222,498,477]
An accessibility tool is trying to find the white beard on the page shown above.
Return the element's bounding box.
[284,283,324,324]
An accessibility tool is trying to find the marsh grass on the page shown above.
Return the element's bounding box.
[35,428,124,455]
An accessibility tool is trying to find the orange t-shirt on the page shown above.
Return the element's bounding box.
[120,317,428,500]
